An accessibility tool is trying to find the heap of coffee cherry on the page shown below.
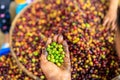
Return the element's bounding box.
[9,0,120,80]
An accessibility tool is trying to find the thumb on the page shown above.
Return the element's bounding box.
[40,49,48,66]
[40,49,50,76]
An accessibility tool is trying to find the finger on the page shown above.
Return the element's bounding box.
[103,18,109,26]
[46,38,52,46]
[40,49,48,64]
[62,41,69,54]
[106,21,112,30]
[42,48,48,56]
[62,41,71,71]
[53,35,59,42]
[40,54,48,64]
[58,35,63,44]
[111,22,116,31]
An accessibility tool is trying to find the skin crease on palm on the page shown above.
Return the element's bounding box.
[40,35,71,80]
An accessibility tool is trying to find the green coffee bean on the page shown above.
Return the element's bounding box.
[40,75,45,79]
[61,54,65,58]
[51,55,54,59]
[51,59,55,63]
[59,57,63,60]
[47,47,51,52]
[47,45,51,48]
[57,63,61,66]
[55,51,59,54]
[58,44,63,48]
[59,59,64,63]
[47,56,51,61]
[55,56,59,60]
[55,60,59,63]
[51,42,57,46]
[59,48,63,52]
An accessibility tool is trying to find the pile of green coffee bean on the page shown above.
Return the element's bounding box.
[47,42,65,66]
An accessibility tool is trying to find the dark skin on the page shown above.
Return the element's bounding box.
[40,35,71,80]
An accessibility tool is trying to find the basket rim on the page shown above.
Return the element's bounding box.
[10,0,42,79]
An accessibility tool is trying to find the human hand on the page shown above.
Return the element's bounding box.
[40,35,71,80]
[103,9,117,31]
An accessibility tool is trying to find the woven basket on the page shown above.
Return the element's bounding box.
[10,0,42,79]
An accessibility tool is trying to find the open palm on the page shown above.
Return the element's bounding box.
[40,35,71,80]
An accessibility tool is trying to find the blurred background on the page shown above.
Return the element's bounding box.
[0,31,4,46]
[0,0,33,48]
